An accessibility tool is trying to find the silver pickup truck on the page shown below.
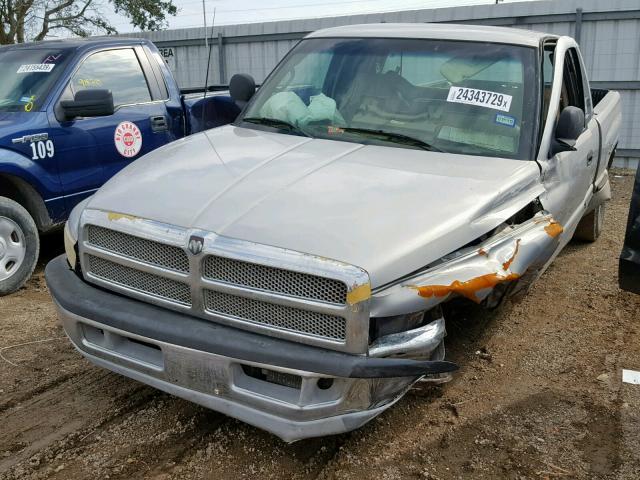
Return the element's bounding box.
[46,24,621,442]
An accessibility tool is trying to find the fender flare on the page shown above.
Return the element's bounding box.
[0,173,54,232]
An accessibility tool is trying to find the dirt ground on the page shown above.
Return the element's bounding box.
[1,169,639,480]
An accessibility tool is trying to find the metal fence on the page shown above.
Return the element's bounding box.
[124,0,640,167]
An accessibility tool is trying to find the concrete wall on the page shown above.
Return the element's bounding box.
[122,0,640,164]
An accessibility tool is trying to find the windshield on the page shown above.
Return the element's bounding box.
[0,48,72,113]
[240,38,538,159]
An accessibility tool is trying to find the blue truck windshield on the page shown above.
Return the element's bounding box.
[241,38,538,160]
[0,48,72,113]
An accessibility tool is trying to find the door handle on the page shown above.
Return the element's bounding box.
[150,115,168,132]
[586,152,594,166]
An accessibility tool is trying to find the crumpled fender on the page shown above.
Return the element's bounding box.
[370,212,564,317]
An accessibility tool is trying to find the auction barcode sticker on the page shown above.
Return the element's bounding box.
[17,64,55,74]
[447,86,512,112]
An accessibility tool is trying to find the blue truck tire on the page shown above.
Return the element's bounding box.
[0,197,40,295]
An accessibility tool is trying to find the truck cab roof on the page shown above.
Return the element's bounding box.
[306,23,557,48]
[0,37,152,53]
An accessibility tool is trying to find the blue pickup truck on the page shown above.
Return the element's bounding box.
[0,38,239,295]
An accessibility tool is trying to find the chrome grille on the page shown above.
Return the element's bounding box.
[203,255,347,304]
[87,255,192,306]
[79,212,370,353]
[204,289,346,341]
[87,224,189,273]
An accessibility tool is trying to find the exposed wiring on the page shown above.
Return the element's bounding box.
[0,337,66,367]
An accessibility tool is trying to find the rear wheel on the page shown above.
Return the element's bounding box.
[573,202,605,243]
[0,197,39,296]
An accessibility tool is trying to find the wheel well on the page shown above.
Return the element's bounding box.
[0,174,53,232]
[607,143,618,170]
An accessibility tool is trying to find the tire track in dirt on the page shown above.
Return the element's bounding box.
[1,367,235,480]
[0,370,77,415]
[0,368,134,471]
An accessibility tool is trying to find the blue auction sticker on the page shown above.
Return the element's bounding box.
[495,113,516,128]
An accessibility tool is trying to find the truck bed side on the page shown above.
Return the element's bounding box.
[592,89,621,189]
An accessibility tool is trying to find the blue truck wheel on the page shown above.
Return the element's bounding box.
[0,197,39,296]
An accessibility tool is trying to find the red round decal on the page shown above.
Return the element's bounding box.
[114,121,142,158]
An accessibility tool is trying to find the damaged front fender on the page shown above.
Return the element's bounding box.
[371,212,563,317]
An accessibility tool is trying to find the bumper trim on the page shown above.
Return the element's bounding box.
[75,339,398,443]
[46,255,457,378]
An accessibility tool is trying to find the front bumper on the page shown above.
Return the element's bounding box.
[46,255,456,442]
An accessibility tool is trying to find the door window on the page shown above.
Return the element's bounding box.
[71,49,151,107]
[541,44,555,123]
[560,48,585,112]
[542,46,587,139]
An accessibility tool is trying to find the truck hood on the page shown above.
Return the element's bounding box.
[88,125,544,287]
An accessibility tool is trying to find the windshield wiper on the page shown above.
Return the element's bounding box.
[242,117,311,137]
[339,127,443,152]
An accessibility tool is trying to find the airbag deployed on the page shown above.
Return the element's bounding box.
[259,91,345,126]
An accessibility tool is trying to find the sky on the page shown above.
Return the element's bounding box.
[106,0,532,32]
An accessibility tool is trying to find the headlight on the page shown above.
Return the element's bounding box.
[64,222,78,269]
[64,197,91,270]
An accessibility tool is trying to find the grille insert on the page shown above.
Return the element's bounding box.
[87,225,189,273]
[87,255,192,306]
[203,255,347,305]
[204,289,346,341]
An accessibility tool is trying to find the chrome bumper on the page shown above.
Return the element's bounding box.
[46,255,456,442]
[57,303,419,442]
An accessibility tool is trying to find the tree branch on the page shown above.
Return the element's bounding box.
[1,0,176,44]
[48,0,92,23]
[44,0,75,17]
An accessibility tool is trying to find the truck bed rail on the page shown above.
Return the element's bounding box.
[591,88,609,107]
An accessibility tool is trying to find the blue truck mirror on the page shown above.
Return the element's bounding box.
[60,89,114,120]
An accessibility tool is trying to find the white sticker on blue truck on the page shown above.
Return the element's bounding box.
[114,121,143,158]
[495,113,516,128]
[447,86,512,112]
[17,64,55,73]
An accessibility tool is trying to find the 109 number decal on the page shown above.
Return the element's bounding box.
[30,140,55,160]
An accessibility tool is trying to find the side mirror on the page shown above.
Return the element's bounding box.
[60,89,114,120]
[551,106,585,155]
[229,73,255,109]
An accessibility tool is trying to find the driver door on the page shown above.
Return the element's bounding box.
[539,46,598,230]
[47,47,173,212]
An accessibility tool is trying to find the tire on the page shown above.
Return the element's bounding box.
[0,197,39,296]
[573,202,605,243]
